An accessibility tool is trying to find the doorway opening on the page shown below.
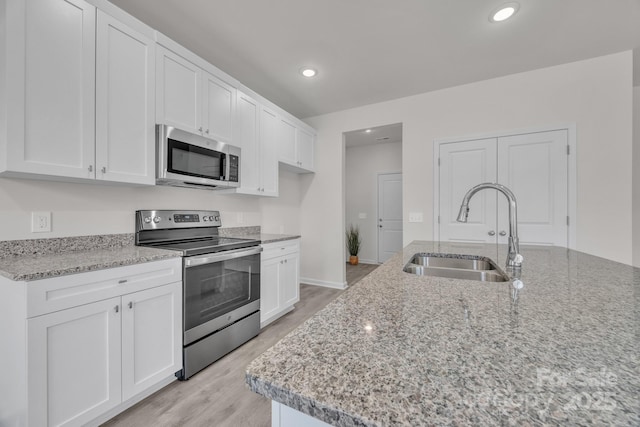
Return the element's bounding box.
[343,123,403,276]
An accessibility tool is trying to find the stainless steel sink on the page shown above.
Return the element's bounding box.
[409,254,496,271]
[403,253,510,282]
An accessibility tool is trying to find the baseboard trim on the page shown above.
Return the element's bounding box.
[300,277,348,290]
[350,259,379,265]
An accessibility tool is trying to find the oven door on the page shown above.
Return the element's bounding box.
[183,246,261,345]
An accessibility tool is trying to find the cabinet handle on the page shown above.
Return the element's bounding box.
[114,305,119,313]
[488,230,496,236]
[499,231,507,236]
[128,301,133,309]
[101,166,107,174]
[198,127,203,132]
[205,129,209,134]
[118,279,127,284]
[88,165,93,172]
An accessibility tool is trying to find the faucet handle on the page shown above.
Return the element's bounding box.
[514,254,524,264]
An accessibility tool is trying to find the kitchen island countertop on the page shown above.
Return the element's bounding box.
[246,240,639,426]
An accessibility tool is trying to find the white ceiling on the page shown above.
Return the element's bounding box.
[345,123,402,148]
[110,0,640,119]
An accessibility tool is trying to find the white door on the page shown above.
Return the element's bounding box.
[121,282,182,401]
[439,138,497,243]
[438,130,568,246]
[95,10,155,185]
[28,298,122,427]
[378,173,403,263]
[497,130,568,245]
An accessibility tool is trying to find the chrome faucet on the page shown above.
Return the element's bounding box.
[456,183,523,269]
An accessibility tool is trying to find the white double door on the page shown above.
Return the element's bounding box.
[439,130,569,246]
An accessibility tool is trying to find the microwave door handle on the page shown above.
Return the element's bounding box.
[184,246,263,268]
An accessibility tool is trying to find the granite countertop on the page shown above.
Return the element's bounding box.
[0,234,180,282]
[246,240,640,426]
[219,227,300,244]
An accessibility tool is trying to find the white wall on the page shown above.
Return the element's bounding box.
[345,142,402,264]
[303,51,634,286]
[633,86,640,268]
[0,169,301,240]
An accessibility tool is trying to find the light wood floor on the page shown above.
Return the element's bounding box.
[103,265,378,427]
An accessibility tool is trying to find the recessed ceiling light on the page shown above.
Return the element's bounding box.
[365,129,372,133]
[489,2,519,22]
[300,67,317,78]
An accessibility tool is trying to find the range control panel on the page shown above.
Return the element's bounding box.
[136,210,222,230]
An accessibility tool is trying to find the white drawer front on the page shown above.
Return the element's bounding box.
[27,258,182,317]
[261,239,300,261]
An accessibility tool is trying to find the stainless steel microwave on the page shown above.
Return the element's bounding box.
[156,125,240,190]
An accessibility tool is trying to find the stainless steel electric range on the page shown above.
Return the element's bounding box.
[135,210,261,380]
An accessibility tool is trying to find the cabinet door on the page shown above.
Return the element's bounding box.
[28,297,121,427]
[260,256,281,324]
[236,91,261,193]
[280,251,300,308]
[156,46,201,134]
[439,138,498,243]
[296,128,315,171]
[95,11,155,185]
[7,0,96,179]
[260,107,279,196]
[121,282,182,401]
[278,118,297,165]
[202,71,235,143]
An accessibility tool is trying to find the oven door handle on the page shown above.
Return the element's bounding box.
[184,246,263,268]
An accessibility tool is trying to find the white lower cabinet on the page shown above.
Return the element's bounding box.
[0,258,182,427]
[260,239,300,327]
[27,297,123,427]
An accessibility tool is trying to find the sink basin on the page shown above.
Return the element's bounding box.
[409,254,496,270]
[403,253,510,282]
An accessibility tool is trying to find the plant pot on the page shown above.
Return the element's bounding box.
[349,255,359,265]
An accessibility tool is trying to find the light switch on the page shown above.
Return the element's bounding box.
[408,212,423,223]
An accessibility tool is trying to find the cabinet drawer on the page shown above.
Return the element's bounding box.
[27,258,182,318]
[261,239,300,261]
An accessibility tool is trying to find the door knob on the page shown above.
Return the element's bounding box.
[488,230,496,236]
[499,231,507,236]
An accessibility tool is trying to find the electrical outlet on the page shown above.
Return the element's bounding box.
[408,212,423,223]
[31,211,52,232]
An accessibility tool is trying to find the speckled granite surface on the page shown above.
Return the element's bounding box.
[0,234,180,281]
[220,226,300,244]
[246,241,640,426]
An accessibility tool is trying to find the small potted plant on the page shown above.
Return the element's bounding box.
[346,224,362,265]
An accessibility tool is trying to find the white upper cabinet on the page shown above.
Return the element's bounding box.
[233,90,278,197]
[156,46,201,135]
[156,46,235,144]
[95,10,155,185]
[0,0,155,185]
[2,0,96,179]
[277,117,315,173]
[202,71,235,143]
